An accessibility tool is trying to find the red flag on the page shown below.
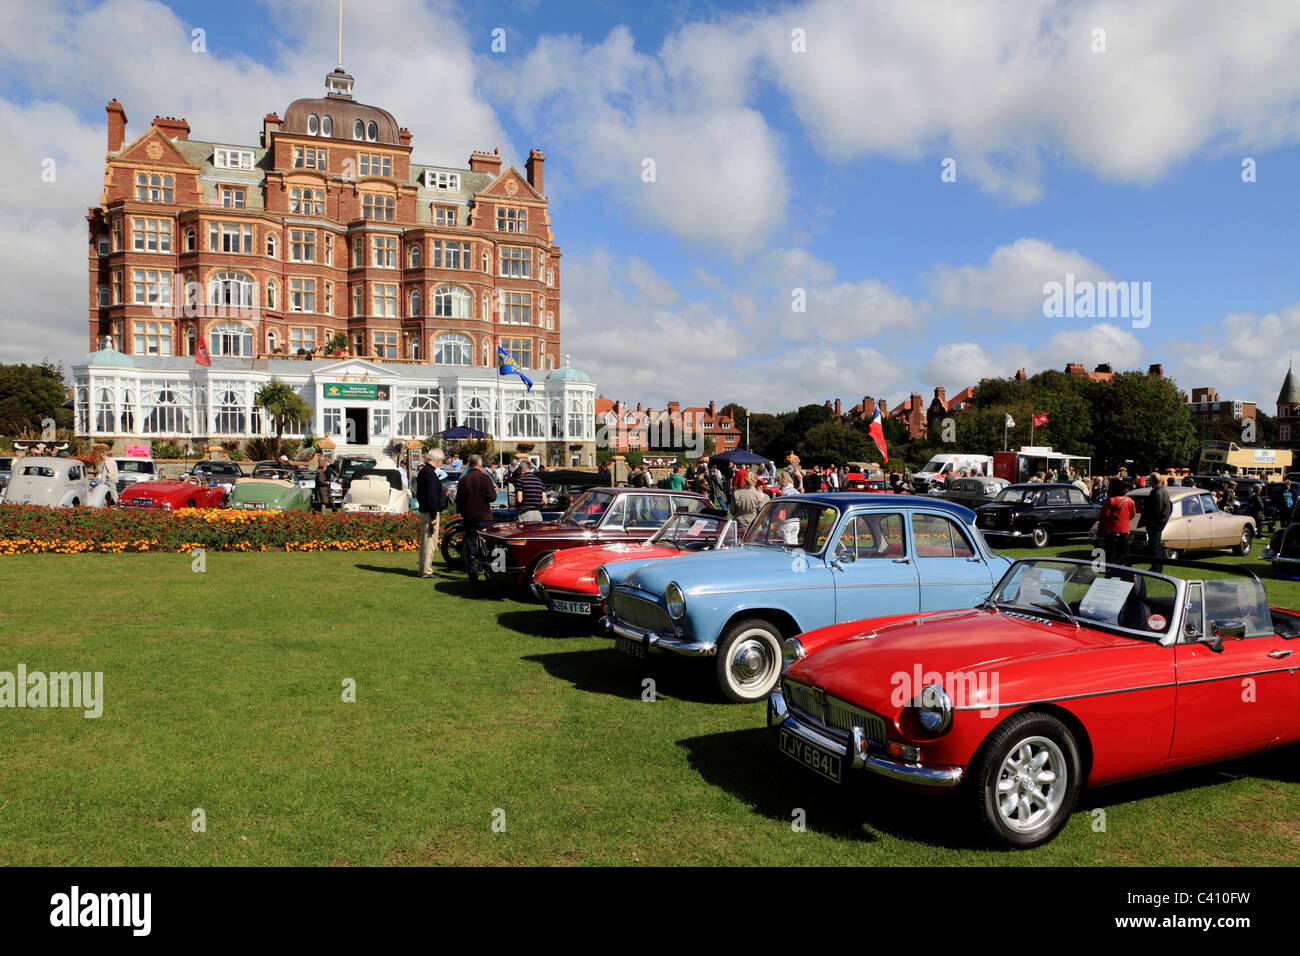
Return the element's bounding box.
[195,336,211,367]
[1032,413,1049,428]
[868,405,888,462]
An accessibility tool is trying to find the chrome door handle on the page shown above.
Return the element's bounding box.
[1268,650,1293,659]
[892,558,911,564]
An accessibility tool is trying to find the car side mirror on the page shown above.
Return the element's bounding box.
[1213,620,1247,641]
[1199,634,1225,653]
[832,546,856,569]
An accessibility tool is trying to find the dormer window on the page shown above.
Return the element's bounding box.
[425,171,460,190]
[322,115,333,137]
[307,113,319,135]
[366,121,378,142]
[353,119,364,140]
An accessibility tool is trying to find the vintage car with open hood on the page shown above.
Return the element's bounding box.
[118,475,228,510]
[0,456,113,508]
[531,509,738,618]
[770,556,1300,848]
[600,493,1011,702]
[341,468,412,514]
[472,488,711,586]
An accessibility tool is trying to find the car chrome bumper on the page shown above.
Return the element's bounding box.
[601,616,716,657]
[768,689,963,788]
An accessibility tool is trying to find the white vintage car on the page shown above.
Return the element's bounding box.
[0,456,114,508]
[341,468,412,514]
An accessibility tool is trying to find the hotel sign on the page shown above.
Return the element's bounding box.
[324,382,389,401]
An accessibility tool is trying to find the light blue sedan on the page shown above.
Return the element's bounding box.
[598,493,1010,702]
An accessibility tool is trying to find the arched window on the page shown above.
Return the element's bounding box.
[215,389,246,434]
[408,245,421,269]
[185,228,195,252]
[184,274,199,311]
[120,387,136,432]
[76,386,89,434]
[209,323,254,357]
[208,272,255,309]
[95,388,115,433]
[409,338,420,360]
[266,234,277,257]
[366,121,378,141]
[135,173,173,202]
[307,113,319,135]
[398,388,440,435]
[409,288,421,317]
[482,293,489,320]
[143,386,190,434]
[186,327,196,356]
[433,333,472,365]
[508,396,545,439]
[266,280,277,311]
[322,115,333,137]
[353,119,364,140]
[267,330,278,353]
[433,285,470,318]
[464,395,490,433]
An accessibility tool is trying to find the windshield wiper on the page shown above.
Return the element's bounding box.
[991,599,1078,627]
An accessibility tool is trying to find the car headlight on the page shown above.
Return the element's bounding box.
[915,683,953,735]
[596,566,611,598]
[665,581,685,620]
[781,637,804,674]
[535,552,556,574]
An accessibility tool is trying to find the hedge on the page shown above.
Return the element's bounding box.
[0,506,426,554]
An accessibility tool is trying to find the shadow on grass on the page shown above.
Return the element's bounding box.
[354,563,423,578]
[676,726,976,847]
[523,648,726,704]
[1080,742,1300,812]
[432,579,513,601]
[497,608,601,639]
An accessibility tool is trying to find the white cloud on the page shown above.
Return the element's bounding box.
[928,238,1110,321]
[1163,304,1300,409]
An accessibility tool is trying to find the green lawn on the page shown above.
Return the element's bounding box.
[0,542,1296,866]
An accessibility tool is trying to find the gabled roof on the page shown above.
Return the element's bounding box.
[477,166,544,202]
[112,125,197,167]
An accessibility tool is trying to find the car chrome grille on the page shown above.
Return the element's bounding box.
[783,680,887,746]
[611,592,673,633]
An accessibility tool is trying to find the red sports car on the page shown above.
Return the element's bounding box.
[473,487,712,586]
[118,476,228,510]
[770,556,1300,848]
[531,509,738,618]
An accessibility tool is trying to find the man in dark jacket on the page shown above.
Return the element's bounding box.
[415,449,446,578]
[1144,474,1173,569]
[456,454,498,581]
[313,456,332,512]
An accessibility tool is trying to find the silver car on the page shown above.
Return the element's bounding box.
[1,456,113,508]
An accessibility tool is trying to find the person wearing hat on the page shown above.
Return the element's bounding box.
[277,454,292,479]
[415,449,447,578]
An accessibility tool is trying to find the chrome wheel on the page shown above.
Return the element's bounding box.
[995,736,1067,833]
[716,620,782,702]
[1031,525,1051,548]
[1234,528,1253,556]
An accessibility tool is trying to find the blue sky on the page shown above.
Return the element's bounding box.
[2,0,1298,417]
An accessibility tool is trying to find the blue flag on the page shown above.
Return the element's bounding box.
[496,345,534,391]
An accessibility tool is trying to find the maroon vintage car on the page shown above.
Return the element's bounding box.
[473,487,711,586]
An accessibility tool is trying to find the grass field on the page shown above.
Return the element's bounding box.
[0,541,1297,866]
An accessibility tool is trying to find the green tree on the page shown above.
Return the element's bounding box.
[1090,372,1198,473]
[0,361,72,436]
[798,422,870,464]
[253,378,312,457]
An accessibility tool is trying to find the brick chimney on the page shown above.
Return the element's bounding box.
[667,401,681,420]
[877,399,887,415]
[1015,368,1027,382]
[708,400,716,417]
[1148,363,1164,378]
[261,112,281,148]
[152,115,190,140]
[106,99,127,153]
[1066,363,1086,375]
[834,398,842,417]
[398,127,412,147]
[934,386,946,407]
[469,147,502,176]
[526,148,545,194]
[1094,363,1113,374]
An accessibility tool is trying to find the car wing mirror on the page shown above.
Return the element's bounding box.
[831,546,856,569]
[1199,634,1225,653]
[1213,620,1247,641]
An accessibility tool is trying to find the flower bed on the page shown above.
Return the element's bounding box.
[0,505,423,554]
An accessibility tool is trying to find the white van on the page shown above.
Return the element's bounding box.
[913,454,993,492]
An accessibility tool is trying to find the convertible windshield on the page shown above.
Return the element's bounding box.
[117,459,154,474]
[743,501,840,554]
[651,513,736,551]
[563,489,618,527]
[990,559,1179,640]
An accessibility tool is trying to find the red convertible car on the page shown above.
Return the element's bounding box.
[770,556,1300,848]
[530,509,738,618]
[118,476,228,510]
[473,488,711,586]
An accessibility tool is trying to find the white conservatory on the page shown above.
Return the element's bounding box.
[72,347,599,466]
